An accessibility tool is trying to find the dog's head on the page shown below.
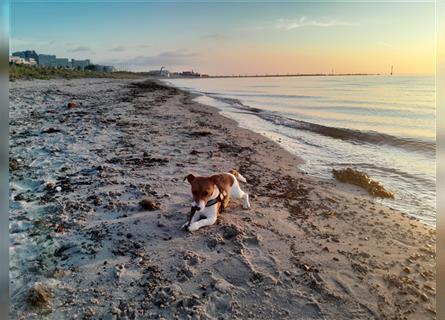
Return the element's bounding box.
[184,174,219,211]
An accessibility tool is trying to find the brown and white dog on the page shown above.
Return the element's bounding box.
[182,169,250,232]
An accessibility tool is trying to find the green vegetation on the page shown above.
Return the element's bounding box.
[9,63,147,81]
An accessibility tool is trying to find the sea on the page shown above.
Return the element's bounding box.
[165,75,436,226]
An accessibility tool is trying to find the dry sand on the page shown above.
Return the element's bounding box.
[9,78,436,319]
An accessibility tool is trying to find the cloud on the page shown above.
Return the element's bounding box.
[200,33,228,40]
[11,38,54,47]
[110,45,126,52]
[275,16,355,30]
[105,49,198,67]
[136,44,151,49]
[67,46,94,53]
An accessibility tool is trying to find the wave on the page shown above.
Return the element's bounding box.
[226,93,324,99]
[259,113,436,155]
[208,94,436,156]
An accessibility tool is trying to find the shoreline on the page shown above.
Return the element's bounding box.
[9,78,436,319]
[163,77,436,227]
[167,73,381,79]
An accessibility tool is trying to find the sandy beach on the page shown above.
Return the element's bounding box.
[9,78,436,319]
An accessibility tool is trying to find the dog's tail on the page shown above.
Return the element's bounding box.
[229,169,247,183]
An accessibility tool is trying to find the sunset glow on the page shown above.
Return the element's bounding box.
[10,2,435,75]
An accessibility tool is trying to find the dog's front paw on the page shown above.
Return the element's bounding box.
[180,222,190,230]
[187,223,199,232]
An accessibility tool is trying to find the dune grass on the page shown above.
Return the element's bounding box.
[9,64,147,81]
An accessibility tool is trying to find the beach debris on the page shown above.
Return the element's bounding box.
[190,149,200,155]
[119,156,169,166]
[13,194,25,202]
[332,168,394,198]
[221,224,243,239]
[189,130,212,137]
[114,264,126,280]
[54,224,65,233]
[321,211,336,217]
[139,198,159,211]
[153,285,183,307]
[218,142,253,154]
[45,182,55,190]
[67,101,78,109]
[27,282,50,308]
[55,186,62,192]
[9,158,21,171]
[207,234,225,249]
[183,250,204,266]
[41,127,61,134]
[420,293,429,302]
[54,242,79,257]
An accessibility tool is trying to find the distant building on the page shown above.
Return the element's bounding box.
[84,64,114,73]
[11,49,115,72]
[103,65,115,72]
[54,58,71,68]
[88,64,115,72]
[9,56,37,66]
[178,70,200,78]
[72,59,90,70]
[9,56,25,64]
[28,58,37,66]
[38,54,57,67]
[148,69,170,77]
[12,50,39,62]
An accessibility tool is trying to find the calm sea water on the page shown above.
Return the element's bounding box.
[166,76,436,226]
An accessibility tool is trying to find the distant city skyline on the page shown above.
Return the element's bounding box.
[10,2,435,75]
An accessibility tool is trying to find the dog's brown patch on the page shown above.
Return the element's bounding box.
[185,173,235,207]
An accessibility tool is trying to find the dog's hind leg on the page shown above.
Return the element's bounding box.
[230,180,251,209]
[223,194,231,209]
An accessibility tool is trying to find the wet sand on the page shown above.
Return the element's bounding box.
[9,78,436,319]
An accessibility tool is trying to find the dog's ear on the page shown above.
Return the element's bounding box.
[210,174,224,192]
[210,174,221,186]
[184,174,195,183]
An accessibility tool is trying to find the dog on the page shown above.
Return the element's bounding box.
[182,169,250,232]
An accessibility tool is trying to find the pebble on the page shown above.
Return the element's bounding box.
[420,293,428,302]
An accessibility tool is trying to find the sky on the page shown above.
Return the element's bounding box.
[10,1,435,75]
